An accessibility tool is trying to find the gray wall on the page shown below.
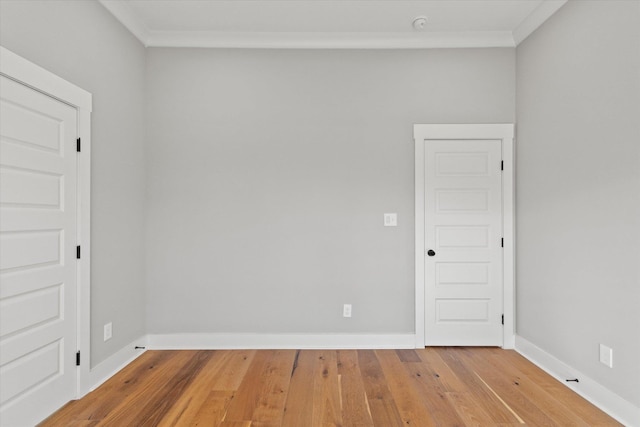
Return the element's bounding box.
[516,0,640,407]
[0,0,147,366]
[3,0,636,411]
[145,48,515,334]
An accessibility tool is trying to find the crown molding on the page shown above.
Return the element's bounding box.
[98,0,151,46]
[146,30,515,49]
[99,0,566,49]
[513,0,568,45]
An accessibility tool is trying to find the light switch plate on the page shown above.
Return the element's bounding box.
[384,213,397,226]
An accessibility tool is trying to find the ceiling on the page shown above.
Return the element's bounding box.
[98,0,567,49]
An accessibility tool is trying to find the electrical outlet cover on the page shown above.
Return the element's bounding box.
[599,344,613,368]
[343,304,352,318]
[104,322,113,342]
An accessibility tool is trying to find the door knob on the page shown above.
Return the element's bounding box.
[427,249,436,256]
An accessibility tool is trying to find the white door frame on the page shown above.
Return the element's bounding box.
[0,46,93,395]
[414,124,515,349]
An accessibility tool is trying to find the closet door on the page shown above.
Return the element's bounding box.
[0,75,79,425]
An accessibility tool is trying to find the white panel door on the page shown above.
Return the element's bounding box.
[424,139,503,346]
[0,75,78,424]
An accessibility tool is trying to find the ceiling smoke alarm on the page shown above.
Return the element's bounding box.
[412,16,428,31]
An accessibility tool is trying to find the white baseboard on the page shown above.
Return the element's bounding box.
[515,335,640,427]
[503,333,516,350]
[147,333,416,350]
[83,335,149,395]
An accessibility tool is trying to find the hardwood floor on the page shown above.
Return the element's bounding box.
[40,348,621,426]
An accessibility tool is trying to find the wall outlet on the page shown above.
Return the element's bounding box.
[599,344,613,368]
[343,304,352,318]
[104,322,113,342]
[384,213,397,227]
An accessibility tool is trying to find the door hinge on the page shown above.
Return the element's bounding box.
[501,160,504,171]
[76,245,81,259]
[76,351,81,366]
[501,314,504,325]
[76,138,81,152]
[501,238,504,248]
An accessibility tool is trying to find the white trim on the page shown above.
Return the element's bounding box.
[515,335,640,426]
[0,46,93,398]
[0,47,92,111]
[147,333,416,350]
[414,124,514,141]
[513,0,568,45]
[77,107,93,396]
[86,335,148,393]
[413,124,515,349]
[93,2,518,49]
[414,141,426,348]
[502,131,516,350]
[145,31,515,49]
[96,0,567,49]
[97,0,151,46]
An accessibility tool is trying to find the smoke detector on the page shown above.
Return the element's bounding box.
[412,16,428,31]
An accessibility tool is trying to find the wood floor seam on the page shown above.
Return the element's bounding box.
[38,348,622,427]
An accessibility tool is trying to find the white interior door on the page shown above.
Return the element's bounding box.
[0,75,79,424]
[424,139,503,346]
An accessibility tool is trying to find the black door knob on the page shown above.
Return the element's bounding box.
[427,249,436,256]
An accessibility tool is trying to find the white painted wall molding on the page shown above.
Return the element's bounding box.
[145,31,515,49]
[515,335,640,427]
[98,0,566,49]
[0,47,92,112]
[513,0,568,45]
[98,0,151,46]
[147,333,416,350]
[84,335,148,395]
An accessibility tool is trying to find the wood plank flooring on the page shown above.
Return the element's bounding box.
[39,348,622,427]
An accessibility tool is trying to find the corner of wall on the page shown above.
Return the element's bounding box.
[515,335,640,426]
[82,335,149,396]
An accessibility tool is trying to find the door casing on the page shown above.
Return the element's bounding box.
[0,46,93,397]
[414,124,515,349]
